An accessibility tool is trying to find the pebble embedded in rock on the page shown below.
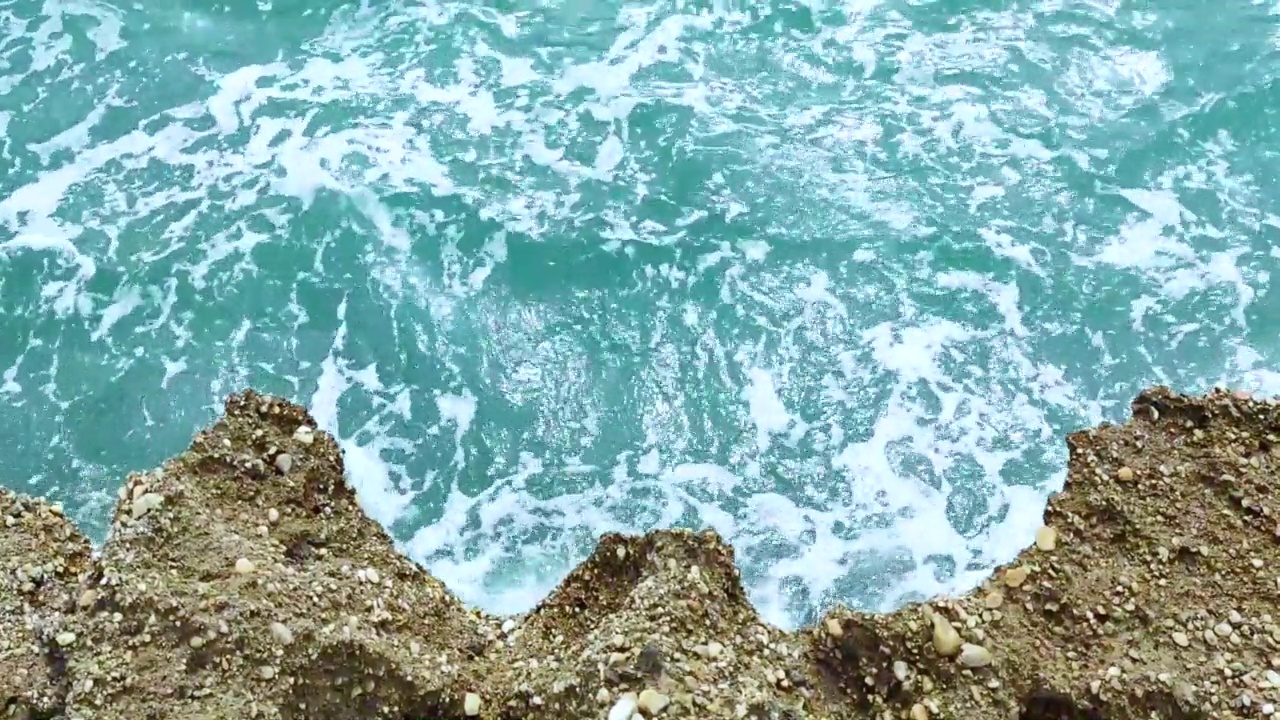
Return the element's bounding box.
[258,665,276,680]
[1035,525,1058,551]
[958,643,993,668]
[1173,680,1196,704]
[1214,621,1233,637]
[1003,566,1029,587]
[1171,631,1190,647]
[893,660,910,682]
[931,613,963,657]
[1117,466,1134,481]
[910,703,930,720]
[983,591,1004,609]
[267,508,280,524]
[637,689,670,715]
[293,425,315,445]
[274,453,293,475]
[825,617,844,638]
[189,635,205,649]
[55,631,76,647]
[77,589,98,609]
[270,621,294,645]
[235,557,256,574]
[365,567,380,584]
[130,492,164,520]
[637,642,664,675]
[705,641,724,658]
[608,694,638,720]
[464,692,481,716]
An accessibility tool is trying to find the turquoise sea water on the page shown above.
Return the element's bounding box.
[2,0,1279,628]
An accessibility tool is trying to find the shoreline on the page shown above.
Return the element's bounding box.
[3,386,1278,719]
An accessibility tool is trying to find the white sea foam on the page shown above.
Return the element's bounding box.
[0,0,1276,630]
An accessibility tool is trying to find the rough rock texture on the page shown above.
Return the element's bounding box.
[1,492,93,718]
[806,386,1280,720]
[2,386,1279,720]
[59,391,489,720]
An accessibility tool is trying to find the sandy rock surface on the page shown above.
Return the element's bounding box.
[0,386,1276,719]
[1,492,92,718]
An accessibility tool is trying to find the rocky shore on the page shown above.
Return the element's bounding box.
[2,387,1279,719]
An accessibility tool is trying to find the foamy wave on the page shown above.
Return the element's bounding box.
[1,0,1277,629]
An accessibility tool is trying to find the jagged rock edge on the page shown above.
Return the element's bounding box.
[1,385,1276,719]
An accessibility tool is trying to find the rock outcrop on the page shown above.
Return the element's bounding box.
[0,492,93,718]
[2,386,1278,720]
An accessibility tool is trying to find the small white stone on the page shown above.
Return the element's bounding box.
[55,632,76,647]
[463,692,481,716]
[825,617,844,638]
[274,453,293,475]
[189,635,205,649]
[234,557,256,575]
[595,687,610,704]
[269,621,294,645]
[608,693,638,720]
[258,665,276,680]
[130,493,164,520]
[706,641,724,658]
[931,613,963,657]
[1261,702,1274,716]
[637,689,669,715]
[1034,525,1058,551]
[267,508,280,524]
[365,568,380,584]
[501,619,517,634]
[1215,621,1233,637]
[293,426,315,445]
[957,643,993,668]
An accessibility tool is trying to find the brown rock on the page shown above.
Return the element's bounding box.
[805,386,1280,719]
[0,488,93,718]
[0,386,1275,720]
[57,390,485,720]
